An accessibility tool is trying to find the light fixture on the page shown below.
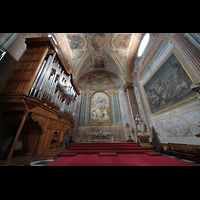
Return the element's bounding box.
[138,33,150,57]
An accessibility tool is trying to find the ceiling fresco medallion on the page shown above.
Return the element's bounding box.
[94,56,105,68]
[90,33,108,51]
[113,33,132,49]
[67,34,85,50]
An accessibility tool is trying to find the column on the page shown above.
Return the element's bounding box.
[115,91,122,124]
[110,91,117,124]
[84,91,89,125]
[78,91,85,126]
[113,92,118,124]
[171,33,200,82]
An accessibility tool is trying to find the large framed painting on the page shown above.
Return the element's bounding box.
[143,50,196,115]
[90,92,110,122]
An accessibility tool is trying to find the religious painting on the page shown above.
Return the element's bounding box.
[143,51,194,114]
[114,129,118,137]
[77,131,81,137]
[67,34,85,50]
[90,33,108,51]
[113,33,132,49]
[84,74,118,89]
[119,130,125,138]
[82,131,86,137]
[94,56,105,68]
[90,92,110,122]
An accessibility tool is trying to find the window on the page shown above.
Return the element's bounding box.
[0,47,6,60]
[137,33,150,57]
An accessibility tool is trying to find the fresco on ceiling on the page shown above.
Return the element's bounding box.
[94,56,105,68]
[67,34,85,50]
[91,33,107,51]
[113,33,132,49]
[143,52,194,114]
[90,92,110,122]
[84,74,118,89]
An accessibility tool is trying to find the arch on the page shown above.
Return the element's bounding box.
[54,33,73,73]
[76,69,125,86]
[126,33,143,82]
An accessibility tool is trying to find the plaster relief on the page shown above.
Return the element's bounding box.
[156,118,174,136]
[168,116,188,136]
[181,108,200,135]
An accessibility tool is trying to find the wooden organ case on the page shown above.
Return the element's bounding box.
[0,37,80,164]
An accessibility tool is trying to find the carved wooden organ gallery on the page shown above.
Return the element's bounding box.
[0,37,80,164]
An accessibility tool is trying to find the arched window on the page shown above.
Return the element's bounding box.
[137,33,150,57]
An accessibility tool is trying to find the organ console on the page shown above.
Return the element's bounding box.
[0,37,80,165]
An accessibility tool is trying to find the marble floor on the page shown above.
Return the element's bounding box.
[23,158,56,166]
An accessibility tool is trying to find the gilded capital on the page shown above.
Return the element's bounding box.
[81,91,86,96]
[114,91,119,95]
[163,33,175,41]
[85,90,90,95]
[110,90,114,95]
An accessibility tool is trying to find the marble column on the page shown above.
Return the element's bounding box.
[78,91,85,126]
[84,91,89,125]
[171,33,200,82]
[110,91,117,124]
[114,91,122,124]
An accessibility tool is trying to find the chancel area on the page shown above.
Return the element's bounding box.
[0,33,200,166]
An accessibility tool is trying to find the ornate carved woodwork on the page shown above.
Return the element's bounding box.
[0,37,79,164]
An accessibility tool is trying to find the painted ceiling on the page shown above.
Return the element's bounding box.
[63,33,137,81]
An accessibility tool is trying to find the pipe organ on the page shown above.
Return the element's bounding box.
[0,37,80,164]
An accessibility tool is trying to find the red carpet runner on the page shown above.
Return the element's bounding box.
[44,142,199,166]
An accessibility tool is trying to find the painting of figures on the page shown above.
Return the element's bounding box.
[143,52,194,114]
[94,56,105,68]
[91,33,107,51]
[90,92,110,122]
[113,33,132,49]
[67,34,85,50]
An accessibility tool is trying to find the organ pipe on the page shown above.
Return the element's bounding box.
[28,46,78,115]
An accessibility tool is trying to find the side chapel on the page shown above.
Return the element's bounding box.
[0,33,200,166]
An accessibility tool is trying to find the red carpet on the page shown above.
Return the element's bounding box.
[44,154,199,166]
[46,142,199,166]
[62,142,154,155]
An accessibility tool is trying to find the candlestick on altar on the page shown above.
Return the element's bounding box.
[126,123,133,142]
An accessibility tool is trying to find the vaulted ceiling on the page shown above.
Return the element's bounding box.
[55,33,143,84]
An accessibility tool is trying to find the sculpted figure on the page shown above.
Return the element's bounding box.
[135,114,147,135]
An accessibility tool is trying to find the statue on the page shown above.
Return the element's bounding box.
[134,114,152,147]
[135,114,147,135]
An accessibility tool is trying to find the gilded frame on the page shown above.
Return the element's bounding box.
[142,48,197,116]
[88,90,113,125]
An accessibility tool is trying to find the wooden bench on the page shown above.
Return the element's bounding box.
[168,144,200,163]
[153,143,168,154]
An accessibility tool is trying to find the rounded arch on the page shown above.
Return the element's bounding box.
[76,69,125,86]
[126,33,143,82]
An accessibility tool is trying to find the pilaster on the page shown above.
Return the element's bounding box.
[78,91,85,126]
[84,90,90,125]
[114,91,122,124]
[110,90,117,124]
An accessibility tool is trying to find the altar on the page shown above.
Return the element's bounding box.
[89,131,113,141]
